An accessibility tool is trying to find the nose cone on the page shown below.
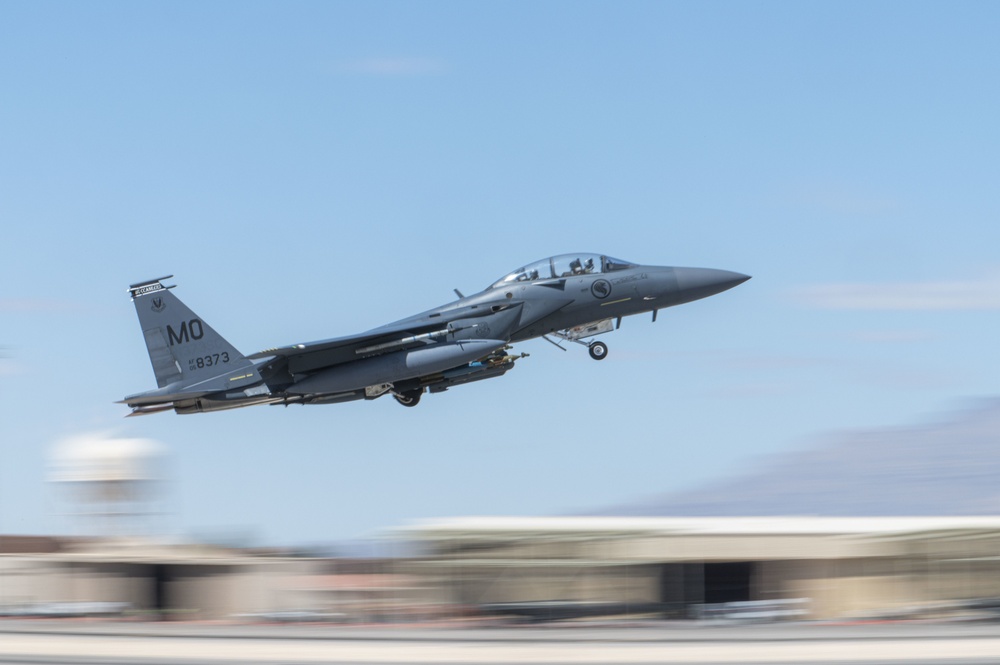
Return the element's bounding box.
[672,268,751,303]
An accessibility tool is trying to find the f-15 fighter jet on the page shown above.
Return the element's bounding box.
[122,254,749,415]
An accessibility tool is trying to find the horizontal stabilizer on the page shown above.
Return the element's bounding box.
[125,403,176,417]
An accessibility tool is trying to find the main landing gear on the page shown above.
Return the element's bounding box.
[588,341,608,360]
[393,389,422,407]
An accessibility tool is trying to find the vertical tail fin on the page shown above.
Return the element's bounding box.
[128,277,252,388]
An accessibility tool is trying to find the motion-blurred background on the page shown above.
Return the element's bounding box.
[2,1,1000,625]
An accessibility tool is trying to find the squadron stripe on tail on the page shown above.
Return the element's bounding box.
[128,276,175,300]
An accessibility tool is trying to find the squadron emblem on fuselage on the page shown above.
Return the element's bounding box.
[591,279,611,299]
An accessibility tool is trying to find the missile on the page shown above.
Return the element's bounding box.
[287,339,507,396]
[355,329,450,355]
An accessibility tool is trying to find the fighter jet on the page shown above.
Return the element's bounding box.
[121,254,749,415]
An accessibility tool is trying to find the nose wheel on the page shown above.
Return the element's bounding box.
[393,389,422,407]
[544,327,610,361]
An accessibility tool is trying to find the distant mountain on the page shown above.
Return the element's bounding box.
[592,399,1000,517]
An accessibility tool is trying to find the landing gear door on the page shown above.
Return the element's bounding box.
[563,319,614,341]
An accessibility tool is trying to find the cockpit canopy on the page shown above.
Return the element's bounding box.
[488,253,637,290]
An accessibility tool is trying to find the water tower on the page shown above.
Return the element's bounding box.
[50,433,166,537]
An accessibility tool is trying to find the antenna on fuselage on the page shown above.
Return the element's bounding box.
[454,288,465,298]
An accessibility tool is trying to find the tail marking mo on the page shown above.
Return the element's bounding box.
[167,320,204,346]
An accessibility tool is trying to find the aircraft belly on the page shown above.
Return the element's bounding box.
[286,339,506,396]
[514,299,656,341]
[173,394,282,414]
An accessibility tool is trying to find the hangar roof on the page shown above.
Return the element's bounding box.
[401,516,1000,539]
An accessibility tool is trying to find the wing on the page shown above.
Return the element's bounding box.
[248,320,448,373]
[247,302,523,375]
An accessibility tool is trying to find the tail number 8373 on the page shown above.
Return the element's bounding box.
[189,352,230,371]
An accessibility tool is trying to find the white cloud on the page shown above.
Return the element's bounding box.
[846,330,938,344]
[695,350,829,372]
[848,361,965,391]
[794,273,1000,310]
[0,357,20,377]
[337,57,446,76]
[0,299,86,313]
[706,382,799,399]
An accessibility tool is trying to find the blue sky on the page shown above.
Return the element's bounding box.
[2,2,999,545]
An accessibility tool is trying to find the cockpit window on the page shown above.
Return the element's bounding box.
[551,255,598,277]
[488,253,636,289]
[602,255,636,272]
[489,259,549,289]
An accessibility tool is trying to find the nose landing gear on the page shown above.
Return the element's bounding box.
[588,341,608,360]
[543,327,611,361]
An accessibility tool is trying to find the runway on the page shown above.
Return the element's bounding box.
[1,621,1000,664]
